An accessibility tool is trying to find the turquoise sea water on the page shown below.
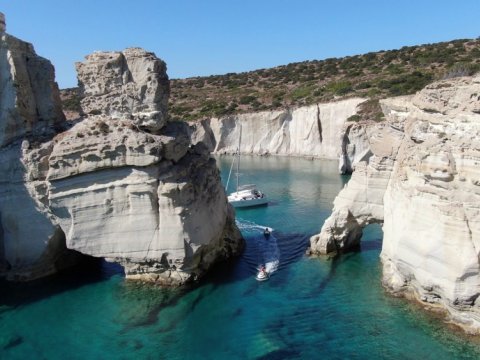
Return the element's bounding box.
[1,156,480,359]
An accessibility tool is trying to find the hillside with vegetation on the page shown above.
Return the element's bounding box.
[62,38,480,122]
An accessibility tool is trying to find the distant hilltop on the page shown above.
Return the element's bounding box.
[62,38,480,121]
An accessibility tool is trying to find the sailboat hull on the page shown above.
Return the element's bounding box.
[229,196,269,208]
[228,186,268,208]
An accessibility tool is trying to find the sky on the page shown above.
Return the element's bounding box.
[2,0,480,89]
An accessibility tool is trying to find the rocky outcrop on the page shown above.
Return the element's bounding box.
[309,96,408,253]
[190,98,366,166]
[0,15,242,284]
[0,17,71,280]
[311,75,480,333]
[76,48,169,132]
[0,18,64,148]
[338,121,374,174]
[382,76,480,333]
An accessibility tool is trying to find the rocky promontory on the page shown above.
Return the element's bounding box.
[310,74,480,333]
[0,16,242,284]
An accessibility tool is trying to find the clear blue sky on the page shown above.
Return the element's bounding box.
[2,0,479,88]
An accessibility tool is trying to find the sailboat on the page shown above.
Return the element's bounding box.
[225,125,268,208]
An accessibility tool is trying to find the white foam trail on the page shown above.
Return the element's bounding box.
[237,218,280,275]
[236,218,273,233]
[265,260,279,273]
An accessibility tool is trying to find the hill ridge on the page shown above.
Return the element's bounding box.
[61,38,480,122]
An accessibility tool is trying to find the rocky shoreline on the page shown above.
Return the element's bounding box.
[310,74,480,334]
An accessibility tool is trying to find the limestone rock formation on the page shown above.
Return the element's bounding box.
[0,14,69,280]
[0,16,242,284]
[76,47,169,132]
[0,18,65,148]
[311,75,480,333]
[382,75,480,333]
[338,121,374,174]
[310,96,408,254]
[190,98,366,163]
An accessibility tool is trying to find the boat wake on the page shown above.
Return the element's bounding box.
[236,218,280,276]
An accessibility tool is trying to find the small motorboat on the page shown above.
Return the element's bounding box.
[255,267,269,281]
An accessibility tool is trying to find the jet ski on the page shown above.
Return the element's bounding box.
[255,267,269,281]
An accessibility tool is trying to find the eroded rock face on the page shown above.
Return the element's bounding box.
[190,98,366,162]
[338,121,374,174]
[311,75,480,333]
[0,16,70,280]
[0,18,242,284]
[381,75,480,333]
[0,24,65,148]
[310,95,409,254]
[48,136,241,285]
[76,48,169,132]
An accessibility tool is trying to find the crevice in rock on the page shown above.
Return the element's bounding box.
[316,104,323,143]
[340,124,353,174]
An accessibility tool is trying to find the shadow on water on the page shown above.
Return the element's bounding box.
[360,238,383,252]
[201,228,310,288]
[0,256,124,308]
[115,281,189,331]
[255,349,301,360]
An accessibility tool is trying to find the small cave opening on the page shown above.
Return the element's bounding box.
[0,229,125,307]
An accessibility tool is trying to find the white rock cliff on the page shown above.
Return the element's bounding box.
[0,16,242,284]
[311,75,480,333]
[190,98,368,172]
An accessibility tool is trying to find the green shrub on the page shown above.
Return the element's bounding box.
[347,114,361,122]
[239,95,256,104]
[443,62,480,79]
[378,71,432,96]
[291,85,314,100]
[326,81,353,95]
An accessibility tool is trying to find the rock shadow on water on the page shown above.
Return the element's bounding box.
[2,334,23,351]
[0,256,124,308]
[115,281,187,330]
[359,239,382,252]
[255,349,302,360]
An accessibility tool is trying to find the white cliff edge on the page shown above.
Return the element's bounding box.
[190,98,370,173]
[310,74,480,334]
[0,14,243,285]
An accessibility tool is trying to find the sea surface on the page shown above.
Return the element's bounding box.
[1,156,480,359]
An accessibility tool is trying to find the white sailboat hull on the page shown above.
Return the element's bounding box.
[229,196,269,208]
[228,186,268,208]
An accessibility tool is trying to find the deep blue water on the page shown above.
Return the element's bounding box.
[1,156,480,359]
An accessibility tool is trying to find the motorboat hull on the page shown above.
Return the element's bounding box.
[255,271,269,281]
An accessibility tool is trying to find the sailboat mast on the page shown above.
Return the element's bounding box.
[236,124,242,192]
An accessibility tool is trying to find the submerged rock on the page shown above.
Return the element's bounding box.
[0,14,243,284]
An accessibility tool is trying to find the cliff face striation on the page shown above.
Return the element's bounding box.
[190,98,369,172]
[0,16,242,284]
[0,16,67,280]
[310,74,480,333]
